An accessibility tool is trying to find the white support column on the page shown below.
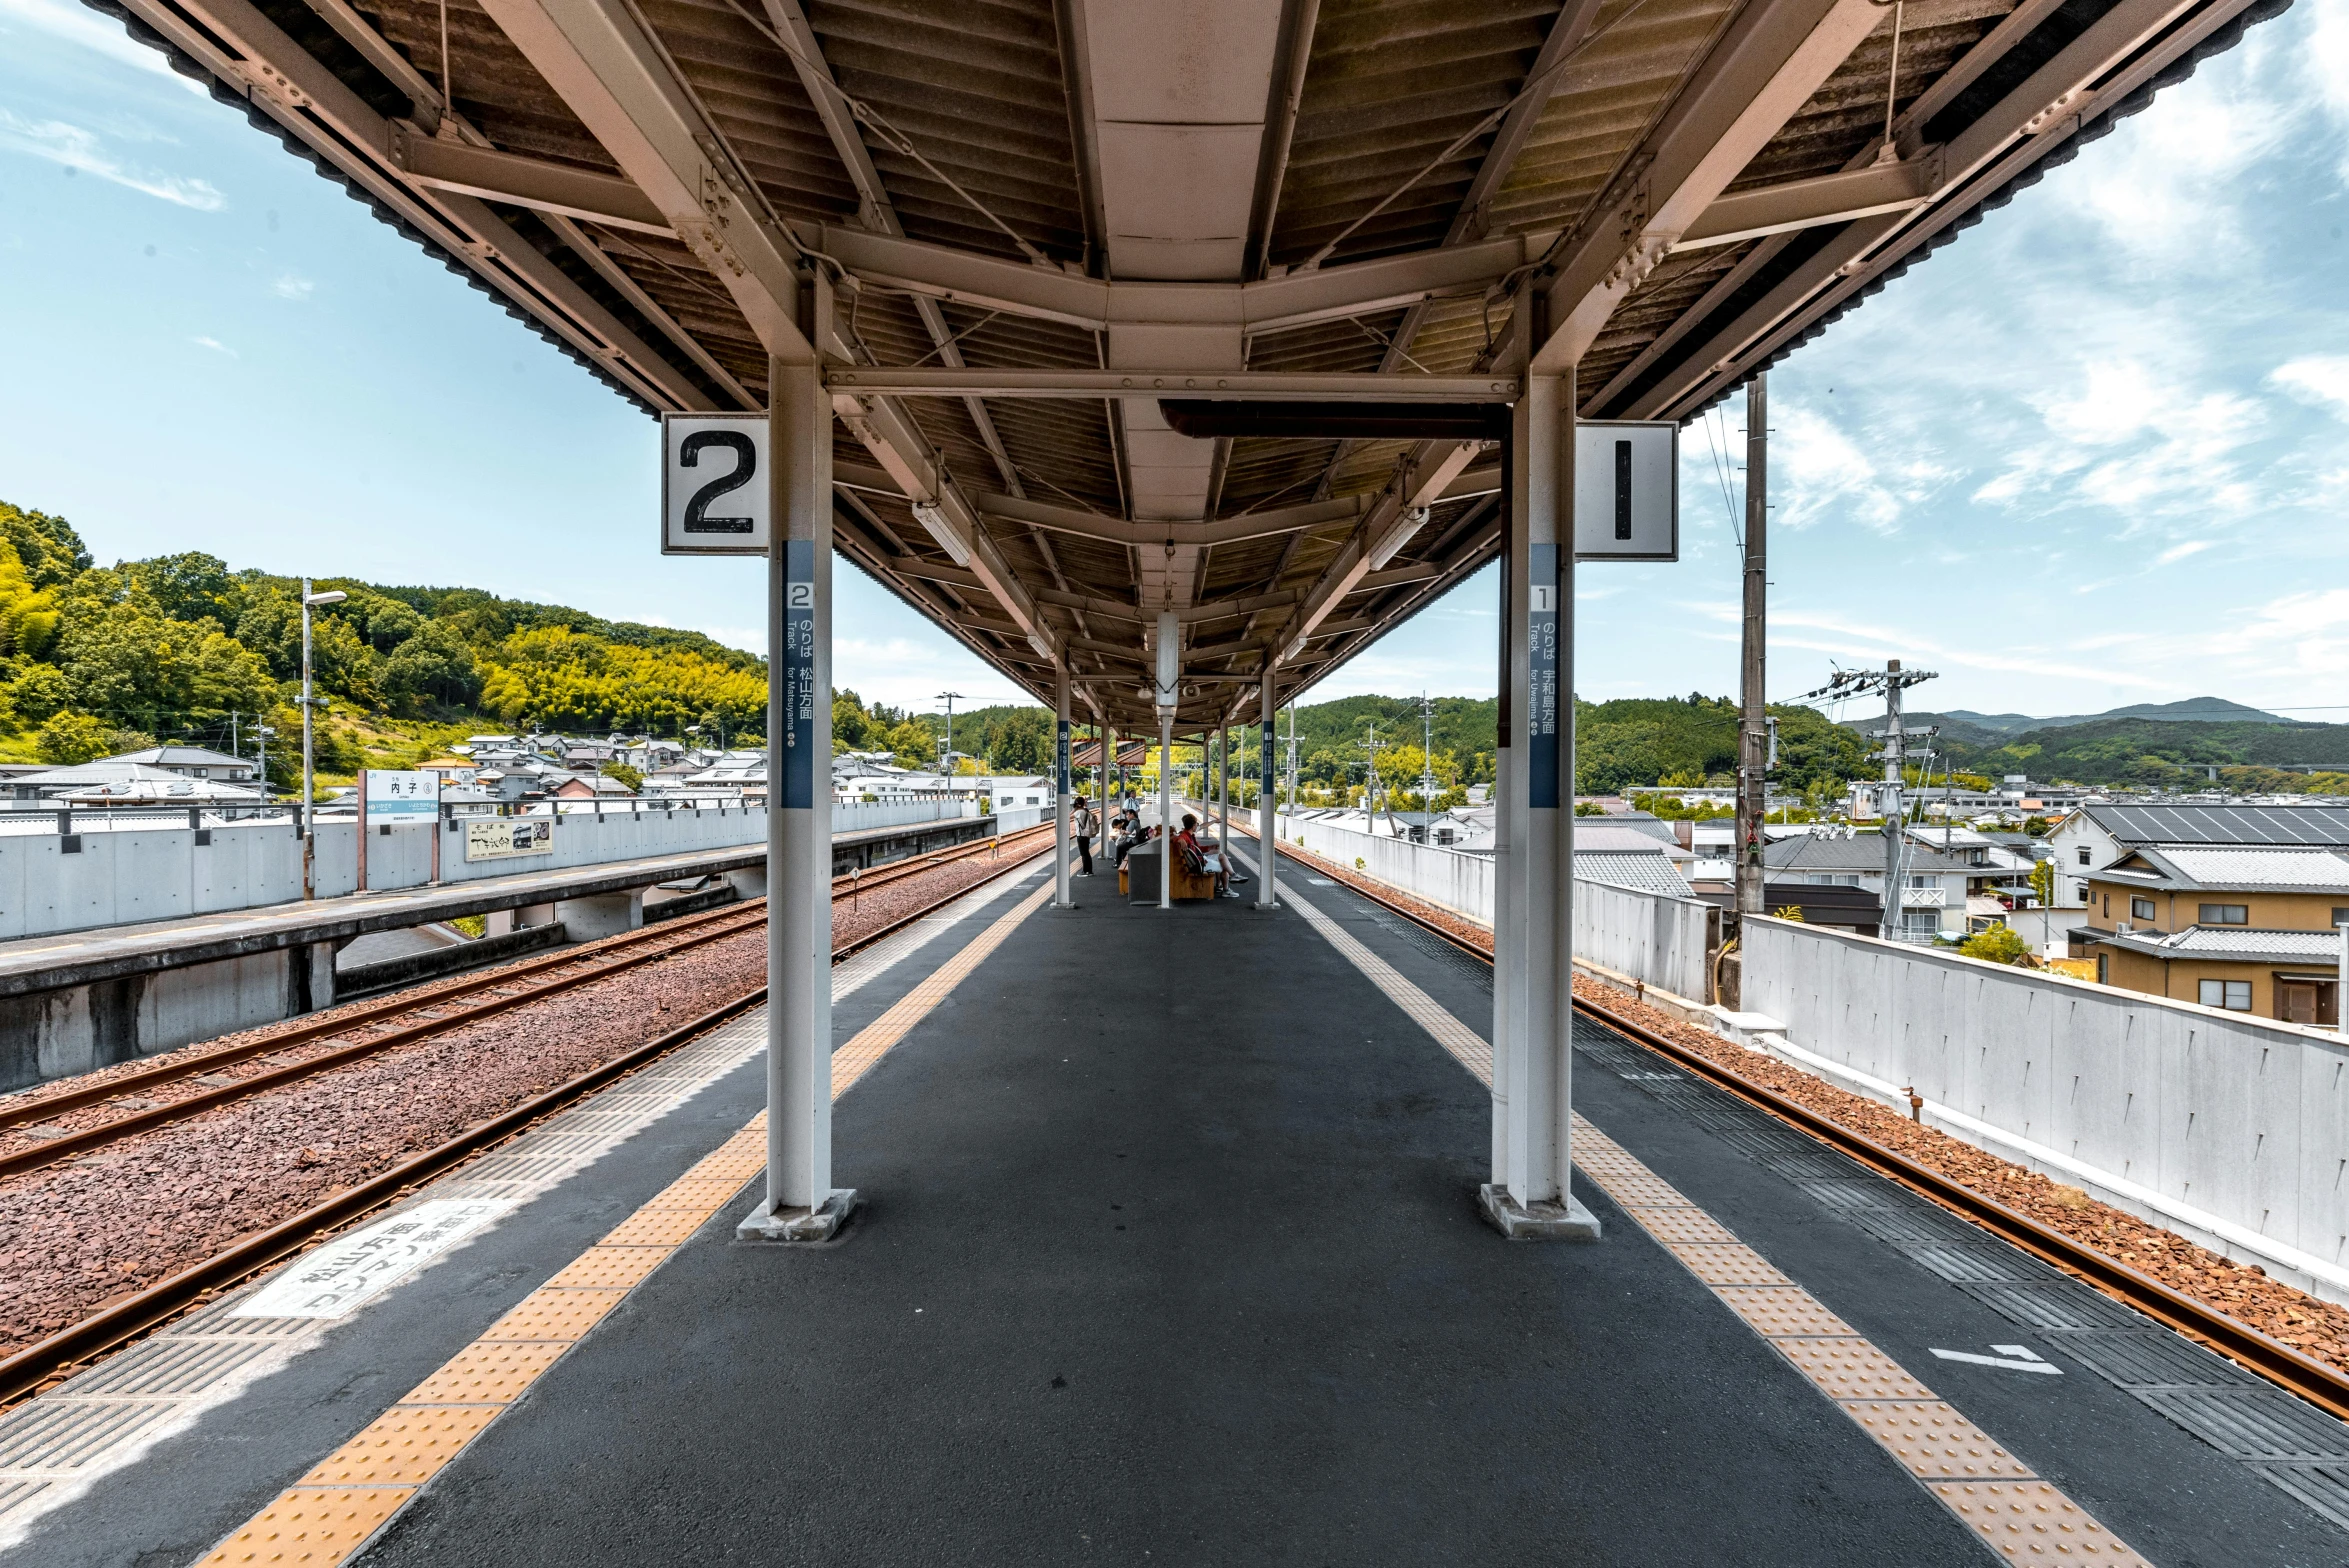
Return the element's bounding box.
[1257,668,1277,909]
[1481,354,1599,1242]
[740,316,855,1244]
[1158,715,1174,911]
[1216,723,1230,883]
[1054,663,1074,909]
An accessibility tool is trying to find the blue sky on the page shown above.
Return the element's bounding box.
[3,0,2347,719]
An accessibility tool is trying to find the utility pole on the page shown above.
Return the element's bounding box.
[1802,659,1938,940]
[935,691,963,776]
[298,580,346,898]
[1286,704,1298,808]
[1421,691,1436,815]
[1737,375,1769,917]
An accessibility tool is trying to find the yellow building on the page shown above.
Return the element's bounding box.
[2076,846,2349,1026]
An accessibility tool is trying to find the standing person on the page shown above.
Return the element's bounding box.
[1072,796,1098,876]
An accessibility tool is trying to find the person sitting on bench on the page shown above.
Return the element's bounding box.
[1174,814,1232,898]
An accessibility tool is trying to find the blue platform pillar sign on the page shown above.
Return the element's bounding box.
[1527,543,1560,811]
[780,539,817,809]
[1258,667,1278,907]
[1054,662,1073,909]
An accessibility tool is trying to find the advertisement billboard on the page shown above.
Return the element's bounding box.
[463,817,554,862]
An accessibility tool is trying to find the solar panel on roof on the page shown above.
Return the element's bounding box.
[2088,804,2349,847]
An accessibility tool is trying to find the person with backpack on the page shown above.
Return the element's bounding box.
[1072,796,1099,876]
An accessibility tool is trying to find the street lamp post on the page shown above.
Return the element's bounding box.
[935,691,964,777]
[300,579,346,899]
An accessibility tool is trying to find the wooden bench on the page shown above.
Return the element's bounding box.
[1119,844,1220,901]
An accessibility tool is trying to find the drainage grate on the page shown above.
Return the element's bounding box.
[2132,1390,2349,1462]
[1958,1280,2153,1333]
[2248,1464,2349,1531]
[2043,1330,2265,1390]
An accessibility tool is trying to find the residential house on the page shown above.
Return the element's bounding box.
[2045,803,2349,910]
[9,761,267,806]
[2074,845,2349,1026]
[551,773,639,800]
[110,745,260,783]
[1763,830,2030,943]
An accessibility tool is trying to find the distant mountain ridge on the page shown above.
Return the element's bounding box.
[1938,698,2294,732]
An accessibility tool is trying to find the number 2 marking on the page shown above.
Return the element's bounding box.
[679,430,756,533]
[787,583,814,608]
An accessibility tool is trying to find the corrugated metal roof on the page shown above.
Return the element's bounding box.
[2127,846,2349,893]
[1576,850,1695,897]
[105,0,2283,724]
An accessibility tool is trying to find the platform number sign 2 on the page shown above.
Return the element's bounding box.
[662,414,771,555]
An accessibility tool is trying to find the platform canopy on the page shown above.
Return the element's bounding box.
[121,0,2272,727]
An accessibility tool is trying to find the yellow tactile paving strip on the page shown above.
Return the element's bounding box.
[197,878,1057,1566]
[1572,1119,2154,1564]
[1252,853,2156,1565]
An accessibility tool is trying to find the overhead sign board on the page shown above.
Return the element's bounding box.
[363,769,437,819]
[463,817,553,862]
[1573,420,1678,562]
[662,413,770,555]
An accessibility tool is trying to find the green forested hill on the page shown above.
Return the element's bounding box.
[0,498,766,783]
[1937,716,2349,790]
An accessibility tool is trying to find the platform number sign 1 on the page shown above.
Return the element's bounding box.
[1527,544,1561,810]
[662,413,771,555]
[1056,718,1071,798]
[1573,420,1677,561]
[781,541,817,809]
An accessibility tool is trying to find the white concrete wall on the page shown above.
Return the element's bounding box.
[1742,915,2349,1302]
[1273,811,1493,923]
[1269,810,1713,1000]
[1575,877,1714,1004]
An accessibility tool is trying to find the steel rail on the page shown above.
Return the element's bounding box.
[1254,834,2349,1424]
[0,896,768,1134]
[0,823,1058,1148]
[0,833,1062,1408]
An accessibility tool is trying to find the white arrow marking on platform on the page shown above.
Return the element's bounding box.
[1930,1344,2062,1374]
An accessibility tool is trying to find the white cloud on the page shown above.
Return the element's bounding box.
[0,0,188,84]
[190,336,233,355]
[272,274,314,301]
[2154,540,2215,566]
[0,110,224,208]
[2271,354,2349,419]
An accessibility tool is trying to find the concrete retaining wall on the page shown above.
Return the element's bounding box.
[1742,915,2349,1302]
[1272,812,1492,922]
[1268,810,1714,1001]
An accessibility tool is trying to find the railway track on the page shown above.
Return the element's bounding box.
[0,821,1055,1177]
[1251,831,2349,1426]
[0,824,1060,1405]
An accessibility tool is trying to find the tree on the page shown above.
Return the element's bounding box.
[600,760,644,793]
[7,665,71,722]
[383,621,480,712]
[35,711,110,765]
[980,707,1052,773]
[2029,860,2054,909]
[126,552,234,625]
[1958,925,2031,965]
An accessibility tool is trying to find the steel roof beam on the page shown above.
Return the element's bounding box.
[388,130,674,235]
[1671,154,1937,251]
[1530,0,1884,373]
[825,370,1519,400]
[796,222,1553,333]
[477,0,811,360]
